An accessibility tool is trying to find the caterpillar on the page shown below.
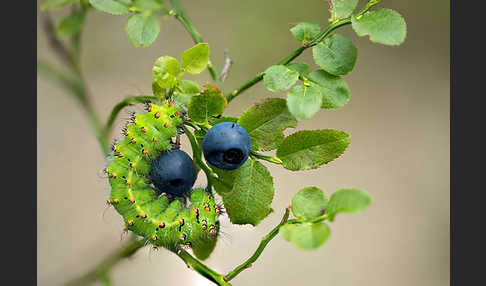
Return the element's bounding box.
[105,101,221,254]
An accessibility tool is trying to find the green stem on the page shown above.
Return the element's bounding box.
[169,0,220,83]
[102,95,156,142]
[250,151,282,165]
[176,249,231,286]
[225,0,379,102]
[64,238,147,286]
[224,207,291,281]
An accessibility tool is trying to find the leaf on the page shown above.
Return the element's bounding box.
[331,0,359,19]
[173,80,201,106]
[280,222,331,250]
[132,0,162,11]
[287,62,312,76]
[263,65,300,92]
[89,0,130,15]
[181,43,210,74]
[152,56,181,89]
[308,69,350,109]
[312,34,357,76]
[277,129,350,171]
[57,12,85,37]
[221,159,274,226]
[326,188,371,221]
[152,81,165,98]
[237,98,297,151]
[188,83,227,124]
[290,22,321,43]
[209,116,238,126]
[287,84,322,121]
[125,13,160,47]
[41,0,78,10]
[292,187,328,221]
[351,9,407,46]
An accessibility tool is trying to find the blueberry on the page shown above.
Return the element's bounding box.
[202,122,251,170]
[149,149,197,196]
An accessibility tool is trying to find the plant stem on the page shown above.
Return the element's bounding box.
[64,238,147,286]
[176,249,231,286]
[224,207,291,281]
[102,95,156,142]
[225,0,379,102]
[250,151,283,165]
[169,0,220,83]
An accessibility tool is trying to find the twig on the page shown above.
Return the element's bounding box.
[224,0,380,102]
[169,0,220,83]
[41,12,75,70]
[250,151,283,165]
[224,207,291,281]
[219,49,233,82]
[64,238,147,286]
[176,249,231,286]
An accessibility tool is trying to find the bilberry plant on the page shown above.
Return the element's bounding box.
[38,0,406,285]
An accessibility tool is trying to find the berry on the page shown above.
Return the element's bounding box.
[202,122,251,170]
[149,149,197,196]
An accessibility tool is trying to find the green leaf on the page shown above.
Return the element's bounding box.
[57,12,85,37]
[152,81,165,98]
[326,188,371,221]
[277,129,350,171]
[308,69,350,109]
[280,222,331,250]
[331,0,359,19]
[192,222,219,260]
[181,43,210,74]
[188,83,227,124]
[152,56,181,89]
[351,9,407,46]
[292,187,328,221]
[89,0,130,15]
[173,80,201,106]
[132,0,162,11]
[209,116,238,126]
[287,62,312,76]
[237,98,297,151]
[312,34,357,76]
[287,84,322,121]
[290,22,321,43]
[263,65,300,92]
[221,159,274,226]
[125,13,160,47]
[41,0,78,10]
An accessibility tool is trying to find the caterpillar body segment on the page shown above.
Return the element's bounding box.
[105,102,220,253]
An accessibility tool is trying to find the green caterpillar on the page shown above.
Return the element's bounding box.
[105,101,220,255]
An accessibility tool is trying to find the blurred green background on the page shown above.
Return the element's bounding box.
[37,0,449,285]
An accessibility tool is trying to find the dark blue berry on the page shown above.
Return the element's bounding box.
[149,149,197,196]
[202,122,251,170]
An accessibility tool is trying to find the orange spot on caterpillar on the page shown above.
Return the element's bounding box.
[126,180,131,185]
[178,218,184,226]
[152,236,157,241]
[147,104,153,112]
[164,122,169,128]
[111,173,117,178]
[155,112,161,118]
[142,149,148,155]
[140,213,147,219]
[124,130,129,136]
[141,127,147,133]
[133,119,137,125]
[204,203,210,212]
[209,226,216,236]
[159,222,165,228]
[215,206,221,214]
[168,102,174,107]
[129,198,135,203]
[179,234,186,242]
[185,242,192,247]
[175,111,181,116]
[153,137,158,142]
[130,138,136,144]
[112,199,119,204]
[201,224,207,230]
[130,163,135,169]
[193,208,199,216]
[127,221,133,226]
